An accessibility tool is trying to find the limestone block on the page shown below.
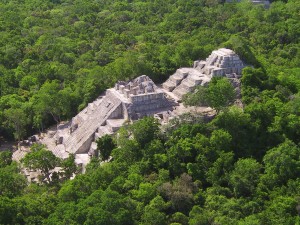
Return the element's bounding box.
[130,88,137,95]
[94,132,101,140]
[124,89,130,98]
[170,76,183,85]
[193,60,200,68]
[119,85,125,94]
[163,82,176,91]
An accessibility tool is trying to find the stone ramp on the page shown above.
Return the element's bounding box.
[63,95,123,155]
[52,92,122,157]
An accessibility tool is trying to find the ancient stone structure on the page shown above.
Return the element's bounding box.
[15,75,176,166]
[162,48,245,98]
[13,48,245,168]
[113,75,172,119]
[226,0,270,8]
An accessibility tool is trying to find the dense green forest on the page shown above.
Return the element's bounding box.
[1,0,300,224]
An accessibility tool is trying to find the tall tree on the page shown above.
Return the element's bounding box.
[229,158,262,197]
[3,107,29,141]
[96,134,116,161]
[206,77,236,113]
[183,77,236,113]
[21,144,60,183]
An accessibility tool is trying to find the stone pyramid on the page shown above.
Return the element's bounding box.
[163,48,245,98]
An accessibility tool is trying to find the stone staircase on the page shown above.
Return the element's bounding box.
[53,95,123,156]
[70,102,121,154]
[162,69,189,91]
[172,70,209,98]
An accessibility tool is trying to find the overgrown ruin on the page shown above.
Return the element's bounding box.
[163,48,244,98]
[13,48,245,168]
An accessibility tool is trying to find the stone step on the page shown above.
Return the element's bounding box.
[162,79,176,91]
[173,87,189,98]
[95,132,102,140]
[175,69,189,78]
[187,75,203,86]
[206,54,218,66]
[181,79,196,88]
[12,150,28,162]
[169,76,183,85]
[98,125,113,136]
[106,119,125,132]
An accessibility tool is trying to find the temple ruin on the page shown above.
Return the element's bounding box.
[32,75,176,166]
[226,0,270,8]
[163,48,245,98]
[13,48,245,168]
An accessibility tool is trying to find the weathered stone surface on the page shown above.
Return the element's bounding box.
[163,48,245,98]
[30,75,176,163]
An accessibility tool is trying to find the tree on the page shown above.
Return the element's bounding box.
[261,139,300,188]
[206,77,236,113]
[96,134,116,161]
[31,80,73,124]
[169,212,189,225]
[183,77,236,113]
[4,107,29,141]
[0,163,27,198]
[0,151,12,168]
[81,189,134,225]
[21,144,60,183]
[206,151,234,186]
[211,106,256,158]
[260,196,298,225]
[0,197,18,224]
[0,144,25,199]
[209,129,232,152]
[229,158,262,197]
[159,173,197,214]
[182,85,208,107]
[189,205,215,225]
[131,116,160,148]
[141,207,167,225]
[61,154,78,180]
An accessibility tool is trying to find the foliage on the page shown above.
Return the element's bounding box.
[21,144,60,183]
[0,162,27,198]
[0,0,300,224]
[0,0,298,140]
[0,151,12,167]
[96,134,116,161]
[60,154,78,180]
[183,77,236,113]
